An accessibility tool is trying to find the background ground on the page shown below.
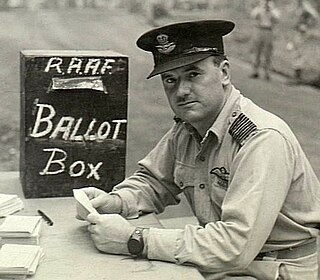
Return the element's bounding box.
[0,3,319,177]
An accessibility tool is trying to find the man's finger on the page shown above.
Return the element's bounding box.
[87,224,96,234]
[90,196,106,208]
[81,187,96,199]
[87,213,101,224]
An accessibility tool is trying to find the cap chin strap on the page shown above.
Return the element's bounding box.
[182,47,222,55]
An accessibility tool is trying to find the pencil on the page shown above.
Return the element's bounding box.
[37,209,54,226]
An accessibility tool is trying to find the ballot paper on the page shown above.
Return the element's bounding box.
[0,216,42,245]
[0,194,24,217]
[0,244,44,277]
[73,189,98,219]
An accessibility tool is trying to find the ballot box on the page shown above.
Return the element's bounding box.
[20,50,128,198]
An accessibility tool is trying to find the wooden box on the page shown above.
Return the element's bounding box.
[20,50,128,198]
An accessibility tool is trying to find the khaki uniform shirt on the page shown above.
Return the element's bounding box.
[251,5,280,29]
[112,86,320,273]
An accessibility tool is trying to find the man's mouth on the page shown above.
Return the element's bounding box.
[178,100,198,107]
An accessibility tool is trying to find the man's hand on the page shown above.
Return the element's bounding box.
[81,187,122,214]
[87,213,135,255]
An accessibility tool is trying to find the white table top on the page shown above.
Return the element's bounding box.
[0,172,204,280]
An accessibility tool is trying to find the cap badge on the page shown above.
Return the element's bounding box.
[156,34,176,54]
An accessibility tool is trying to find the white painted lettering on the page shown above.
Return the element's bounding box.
[49,116,75,140]
[83,119,97,141]
[67,57,82,74]
[30,104,126,141]
[39,148,67,175]
[100,59,115,74]
[69,160,86,177]
[30,104,56,138]
[44,57,63,73]
[112,120,127,139]
[97,121,111,140]
[87,162,103,180]
[84,59,101,75]
[69,118,84,141]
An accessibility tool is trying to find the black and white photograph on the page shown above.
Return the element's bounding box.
[0,0,319,279]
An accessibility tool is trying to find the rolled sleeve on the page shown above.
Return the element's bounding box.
[147,228,184,263]
[110,188,140,219]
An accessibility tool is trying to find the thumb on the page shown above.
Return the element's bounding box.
[86,213,101,224]
[90,195,108,208]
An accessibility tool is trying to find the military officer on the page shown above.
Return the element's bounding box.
[249,0,280,80]
[79,20,320,280]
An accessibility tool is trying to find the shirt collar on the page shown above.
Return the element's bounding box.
[208,85,241,144]
[181,86,241,144]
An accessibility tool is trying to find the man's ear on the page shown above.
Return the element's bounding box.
[219,60,230,87]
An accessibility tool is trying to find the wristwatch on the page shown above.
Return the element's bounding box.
[127,227,144,257]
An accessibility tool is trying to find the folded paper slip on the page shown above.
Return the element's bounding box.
[0,244,44,276]
[0,194,24,217]
[73,189,98,219]
[0,215,42,238]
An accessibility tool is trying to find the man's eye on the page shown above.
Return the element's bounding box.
[189,72,200,78]
[164,77,176,84]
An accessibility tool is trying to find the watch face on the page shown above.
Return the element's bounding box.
[128,238,143,255]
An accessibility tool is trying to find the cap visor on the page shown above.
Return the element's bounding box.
[147,53,213,79]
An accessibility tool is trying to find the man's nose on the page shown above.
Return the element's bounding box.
[176,80,191,97]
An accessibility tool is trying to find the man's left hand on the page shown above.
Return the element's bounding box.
[87,213,135,255]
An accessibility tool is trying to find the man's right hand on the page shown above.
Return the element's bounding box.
[81,187,122,215]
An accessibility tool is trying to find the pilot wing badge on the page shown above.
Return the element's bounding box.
[210,167,230,190]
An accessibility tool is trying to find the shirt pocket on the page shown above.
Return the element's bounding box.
[174,160,196,190]
[174,161,196,208]
[210,174,229,206]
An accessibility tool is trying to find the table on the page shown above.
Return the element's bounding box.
[0,172,204,280]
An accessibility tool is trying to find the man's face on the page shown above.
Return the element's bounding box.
[161,56,229,134]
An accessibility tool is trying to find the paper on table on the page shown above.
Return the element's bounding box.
[0,221,42,245]
[0,244,44,275]
[73,189,98,219]
[0,194,24,217]
[0,194,20,205]
[0,216,41,237]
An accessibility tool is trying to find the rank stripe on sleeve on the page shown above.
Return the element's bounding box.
[228,113,257,145]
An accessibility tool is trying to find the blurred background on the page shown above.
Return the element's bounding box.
[0,0,319,181]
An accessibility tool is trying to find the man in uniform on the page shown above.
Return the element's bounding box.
[286,0,319,83]
[249,0,280,80]
[77,20,320,279]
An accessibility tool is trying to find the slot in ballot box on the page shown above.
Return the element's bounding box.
[20,50,128,198]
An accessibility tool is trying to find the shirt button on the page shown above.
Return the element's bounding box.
[199,184,205,189]
[179,181,184,187]
[199,156,206,161]
[232,112,237,117]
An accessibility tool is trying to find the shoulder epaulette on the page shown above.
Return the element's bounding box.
[228,113,257,145]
